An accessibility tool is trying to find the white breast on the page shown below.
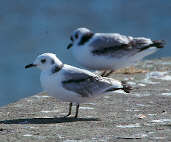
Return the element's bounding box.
[71,44,158,70]
[40,70,91,104]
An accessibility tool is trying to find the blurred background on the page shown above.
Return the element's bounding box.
[0,0,170,106]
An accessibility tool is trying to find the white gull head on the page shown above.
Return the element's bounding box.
[67,27,94,49]
[25,53,63,71]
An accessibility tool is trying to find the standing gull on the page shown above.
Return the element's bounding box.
[25,53,132,118]
[67,28,165,77]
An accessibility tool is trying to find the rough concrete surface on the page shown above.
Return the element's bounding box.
[0,58,171,142]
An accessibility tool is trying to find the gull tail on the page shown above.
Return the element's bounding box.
[121,81,132,93]
[139,40,165,52]
[152,40,165,48]
[105,81,132,93]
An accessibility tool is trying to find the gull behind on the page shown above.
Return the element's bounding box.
[67,28,165,76]
[25,53,132,118]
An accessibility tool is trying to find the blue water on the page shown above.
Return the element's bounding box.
[0,0,171,106]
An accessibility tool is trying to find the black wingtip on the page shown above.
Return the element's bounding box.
[152,40,166,48]
[121,81,133,93]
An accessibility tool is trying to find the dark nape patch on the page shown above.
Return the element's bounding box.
[70,36,73,41]
[51,59,55,65]
[51,64,63,74]
[78,32,94,46]
[92,44,130,55]
[75,33,78,39]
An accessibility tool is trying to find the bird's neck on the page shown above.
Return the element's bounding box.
[41,68,52,77]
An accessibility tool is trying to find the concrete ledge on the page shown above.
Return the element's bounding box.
[0,58,171,141]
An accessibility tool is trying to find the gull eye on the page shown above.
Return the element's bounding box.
[75,33,78,39]
[70,36,73,41]
[41,59,46,64]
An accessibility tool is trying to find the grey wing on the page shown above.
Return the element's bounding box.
[62,67,112,97]
[62,65,96,81]
[90,33,154,57]
[90,33,132,49]
[89,33,134,57]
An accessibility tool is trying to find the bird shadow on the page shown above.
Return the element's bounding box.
[0,117,100,124]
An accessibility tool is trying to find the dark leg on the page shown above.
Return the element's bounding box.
[74,104,80,118]
[64,102,72,117]
[103,70,114,77]
[100,70,107,77]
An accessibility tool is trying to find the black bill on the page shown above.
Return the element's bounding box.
[25,64,36,69]
[67,43,73,49]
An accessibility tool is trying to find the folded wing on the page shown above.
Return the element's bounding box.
[90,33,165,57]
[62,66,128,97]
